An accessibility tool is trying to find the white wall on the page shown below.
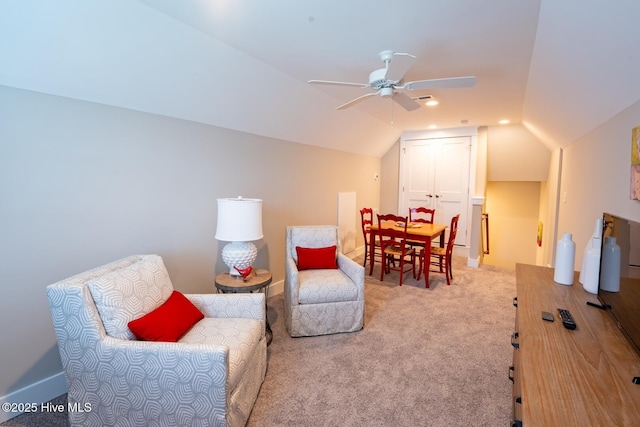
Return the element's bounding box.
[558,99,640,271]
[0,85,381,410]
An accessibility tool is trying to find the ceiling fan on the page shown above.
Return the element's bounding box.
[308,50,476,111]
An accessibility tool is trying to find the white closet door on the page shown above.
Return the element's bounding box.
[400,136,471,245]
[403,140,437,212]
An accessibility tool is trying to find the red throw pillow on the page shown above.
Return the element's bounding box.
[296,245,338,270]
[128,291,204,342]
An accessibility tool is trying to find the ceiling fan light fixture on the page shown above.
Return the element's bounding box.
[380,87,394,97]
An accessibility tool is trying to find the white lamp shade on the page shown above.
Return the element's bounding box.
[215,197,263,242]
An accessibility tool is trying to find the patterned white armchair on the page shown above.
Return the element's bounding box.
[46,254,267,427]
[285,225,365,337]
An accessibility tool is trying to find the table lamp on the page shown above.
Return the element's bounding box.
[215,197,263,276]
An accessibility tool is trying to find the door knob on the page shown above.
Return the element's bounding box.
[426,194,433,198]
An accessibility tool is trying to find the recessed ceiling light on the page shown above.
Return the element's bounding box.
[499,119,510,124]
[413,95,437,106]
[428,124,437,129]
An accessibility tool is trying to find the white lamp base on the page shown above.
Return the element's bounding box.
[221,241,257,275]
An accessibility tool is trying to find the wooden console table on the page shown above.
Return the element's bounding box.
[512,263,640,426]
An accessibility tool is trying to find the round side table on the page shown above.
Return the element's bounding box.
[214,269,272,345]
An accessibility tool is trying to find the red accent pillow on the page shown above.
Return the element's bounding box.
[128,291,204,342]
[295,245,338,270]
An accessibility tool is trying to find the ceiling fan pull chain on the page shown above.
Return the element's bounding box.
[390,97,395,125]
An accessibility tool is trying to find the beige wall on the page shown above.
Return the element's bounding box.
[0,85,380,400]
[4,88,639,412]
[539,148,563,267]
[487,124,551,181]
[380,125,547,267]
[379,106,640,272]
[380,139,400,215]
[483,181,541,269]
[558,99,640,271]
[475,127,488,197]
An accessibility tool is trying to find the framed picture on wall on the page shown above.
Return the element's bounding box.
[632,125,640,200]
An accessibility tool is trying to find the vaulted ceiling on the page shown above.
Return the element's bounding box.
[1,1,639,157]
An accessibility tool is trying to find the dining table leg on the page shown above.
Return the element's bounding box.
[422,237,432,288]
[368,235,375,276]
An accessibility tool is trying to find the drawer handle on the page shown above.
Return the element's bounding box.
[511,332,519,349]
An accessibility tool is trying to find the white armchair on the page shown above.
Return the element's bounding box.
[285,225,365,337]
[46,254,266,427]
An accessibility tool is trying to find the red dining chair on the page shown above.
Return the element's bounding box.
[407,207,436,249]
[418,214,459,287]
[409,207,435,224]
[377,213,417,286]
[360,208,382,270]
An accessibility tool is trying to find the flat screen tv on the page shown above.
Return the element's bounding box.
[597,212,640,363]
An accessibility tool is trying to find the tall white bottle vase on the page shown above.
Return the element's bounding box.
[579,218,603,293]
[554,233,576,285]
[581,242,601,294]
[600,236,621,292]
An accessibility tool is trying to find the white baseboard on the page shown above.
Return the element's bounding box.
[0,371,67,423]
[349,245,366,259]
[268,278,284,296]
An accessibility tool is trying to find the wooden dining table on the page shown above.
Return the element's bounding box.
[368,220,447,286]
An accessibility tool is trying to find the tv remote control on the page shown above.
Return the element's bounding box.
[558,308,577,330]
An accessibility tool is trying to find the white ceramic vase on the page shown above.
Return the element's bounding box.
[554,233,575,285]
[579,218,602,295]
[600,236,621,292]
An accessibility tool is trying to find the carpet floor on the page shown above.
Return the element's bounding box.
[248,256,516,426]
[2,256,516,426]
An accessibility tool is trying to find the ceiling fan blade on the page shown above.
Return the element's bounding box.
[392,91,421,111]
[308,79,369,88]
[403,76,476,91]
[384,52,416,83]
[336,91,380,110]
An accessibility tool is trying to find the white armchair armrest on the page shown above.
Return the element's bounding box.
[337,253,365,295]
[186,293,266,336]
[284,256,300,304]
